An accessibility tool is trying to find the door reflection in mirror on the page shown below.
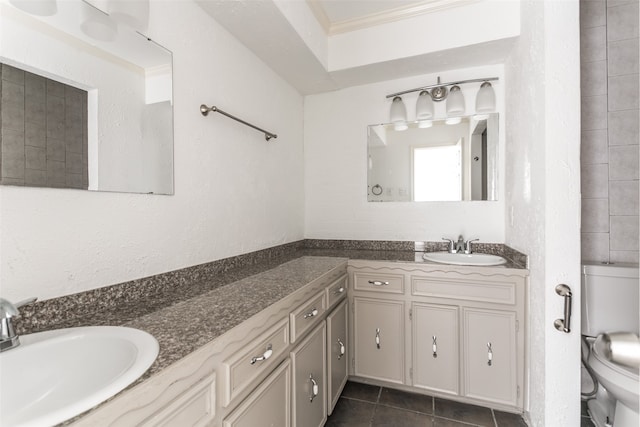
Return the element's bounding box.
[367,114,498,202]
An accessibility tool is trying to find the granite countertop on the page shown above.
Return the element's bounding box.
[117,256,348,378]
[17,243,527,404]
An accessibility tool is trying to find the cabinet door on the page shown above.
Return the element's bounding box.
[412,303,459,396]
[463,308,518,406]
[222,360,291,427]
[291,323,326,427]
[353,297,404,384]
[327,300,348,415]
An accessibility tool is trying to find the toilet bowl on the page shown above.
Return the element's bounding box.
[581,263,639,427]
[588,335,639,426]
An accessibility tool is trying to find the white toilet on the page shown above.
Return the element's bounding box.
[582,262,640,427]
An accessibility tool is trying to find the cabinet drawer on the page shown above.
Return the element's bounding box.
[326,274,347,308]
[290,291,327,343]
[142,373,216,427]
[353,271,404,294]
[221,318,289,407]
[412,276,516,305]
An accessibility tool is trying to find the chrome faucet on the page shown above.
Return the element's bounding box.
[0,297,37,352]
[442,237,457,253]
[455,235,465,253]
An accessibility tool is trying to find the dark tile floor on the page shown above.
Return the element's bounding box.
[326,381,528,427]
[581,400,595,427]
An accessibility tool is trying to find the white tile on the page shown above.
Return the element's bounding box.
[581,60,608,96]
[581,232,610,262]
[608,74,639,111]
[581,0,606,29]
[610,215,639,250]
[608,38,639,76]
[609,145,639,180]
[581,25,607,63]
[582,129,608,164]
[581,95,608,130]
[608,110,639,146]
[610,250,639,263]
[582,198,610,232]
[582,163,609,198]
[607,2,639,42]
[610,180,639,215]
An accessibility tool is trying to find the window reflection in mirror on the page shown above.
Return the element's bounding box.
[367,114,498,202]
[0,0,173,195]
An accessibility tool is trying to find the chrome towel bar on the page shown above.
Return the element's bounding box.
[200,104,277,141]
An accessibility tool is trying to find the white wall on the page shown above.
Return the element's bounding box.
[0,0,305,301]
[304,65,505,242]
[505,0,582,425]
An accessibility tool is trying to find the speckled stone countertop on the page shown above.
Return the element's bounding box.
[121,255,348,377]
[14,240,527,425]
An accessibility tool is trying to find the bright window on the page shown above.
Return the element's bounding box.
[413,143,462,201]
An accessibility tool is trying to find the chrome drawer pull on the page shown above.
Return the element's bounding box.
[487,342,493,366]
[250,344,273,365]
[334,286,345,295]
[375,328,381,349]
[309,375,319,402]
[337,339,345,359]
[304,308,319,319]
[432,336,438,358]
[368,280,389,286]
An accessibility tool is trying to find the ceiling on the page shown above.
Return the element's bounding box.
[196,0,518,95]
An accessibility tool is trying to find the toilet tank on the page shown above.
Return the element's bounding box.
[581,263,639,337]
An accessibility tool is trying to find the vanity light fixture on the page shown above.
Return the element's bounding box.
[475,81,496,113]
[80,0,118,42]
[386,76,498,125]
[389,96,408,131]
[9,0,57,16]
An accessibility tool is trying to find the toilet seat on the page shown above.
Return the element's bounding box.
[589,335,639,412]
[592,336,639,380]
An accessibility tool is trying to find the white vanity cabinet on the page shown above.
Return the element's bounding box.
[291,322,327,427]
[348,260,528,413]
[326,299,348,414]
[412,302,459,396]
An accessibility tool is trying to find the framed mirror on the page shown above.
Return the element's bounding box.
[0,0,173,194]
[367,114,498,202]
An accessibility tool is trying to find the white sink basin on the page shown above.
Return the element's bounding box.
[423,252,507,266]
[0,326,159,427]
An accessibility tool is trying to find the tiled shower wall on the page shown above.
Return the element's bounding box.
[0,63,88,189]
[580,0,639,263]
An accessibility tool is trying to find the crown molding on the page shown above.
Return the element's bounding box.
[307,0,483,36]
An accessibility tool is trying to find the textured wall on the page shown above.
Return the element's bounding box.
[505,1,582,425]
[0,0,305,301]
[0,63,88,189]
[580,0,640,263]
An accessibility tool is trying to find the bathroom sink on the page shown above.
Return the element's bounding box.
[0,326,159,427]
[422,252,507,266]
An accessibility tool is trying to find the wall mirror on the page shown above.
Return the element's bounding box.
[367,114,498,202]
[0,0,174,195]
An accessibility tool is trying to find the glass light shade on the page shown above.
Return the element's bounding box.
[445,117,462,125]
[390,96,407,124]
[475,81,496,113]
[81,2,118,41]
[393,123,408,131]
[108,0,149,32]
[417,120,433,129]
[9,0,57,16]
[416,91,434,120]
[446,85,465,116]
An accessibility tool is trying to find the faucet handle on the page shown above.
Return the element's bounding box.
[442,237,456,253]
[464,239,480,254]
